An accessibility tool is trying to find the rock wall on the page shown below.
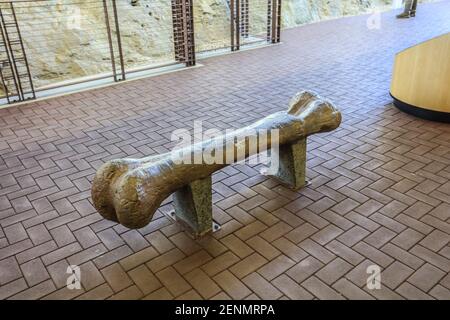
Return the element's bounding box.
[282,0,384,26]
[0,0,438,93]
[12,0,177,87]
[281,0,438,27]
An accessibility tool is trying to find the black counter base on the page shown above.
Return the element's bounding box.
[390,93,450,123]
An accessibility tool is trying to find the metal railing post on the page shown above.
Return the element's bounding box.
[271,0,277,43]
[111,0,125,80]
[270,0,281,44]
[185,0,196,66]
[230,0,235,51]
[172,0,182,62]
[10,2,35,100]
[266,0,272,42]
[103,0,125,82]
[236,0,240,50]
[0,1,35,103]
[171,0,196,67]
[276,0,282,42]
[231,0,241,51]
[240,0,248,38]
[0,7,19,103]
[103,0,118,82]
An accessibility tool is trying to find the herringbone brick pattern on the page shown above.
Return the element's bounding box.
[1,2,450,300]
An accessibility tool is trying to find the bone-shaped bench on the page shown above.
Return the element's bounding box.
[92,91,342,237]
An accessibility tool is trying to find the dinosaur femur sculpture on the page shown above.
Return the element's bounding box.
[92,90,341,236]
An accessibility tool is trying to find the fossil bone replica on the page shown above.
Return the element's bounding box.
[92,90,342,237]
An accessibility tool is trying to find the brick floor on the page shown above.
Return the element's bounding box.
[0,2,450,300]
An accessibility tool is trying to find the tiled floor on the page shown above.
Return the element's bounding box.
[1,1,450,300]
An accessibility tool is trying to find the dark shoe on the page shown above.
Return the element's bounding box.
[410,11,416,17]
[396,12,411,18]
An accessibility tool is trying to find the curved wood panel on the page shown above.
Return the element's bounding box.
[391,32,450,121]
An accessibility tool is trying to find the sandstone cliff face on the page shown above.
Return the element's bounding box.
[282,0,385,26]
[15,0,177,86]
[0,0,435,92]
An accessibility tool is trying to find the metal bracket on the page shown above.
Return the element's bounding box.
[165,210,221,239]
[263,137,309,190]
[168,175,221,239]
[165,137,309,238]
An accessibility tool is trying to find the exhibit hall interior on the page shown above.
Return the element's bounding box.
[0,0,449,307]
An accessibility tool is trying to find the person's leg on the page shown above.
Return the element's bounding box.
[397,0,413,18]
[410,0,418,16]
